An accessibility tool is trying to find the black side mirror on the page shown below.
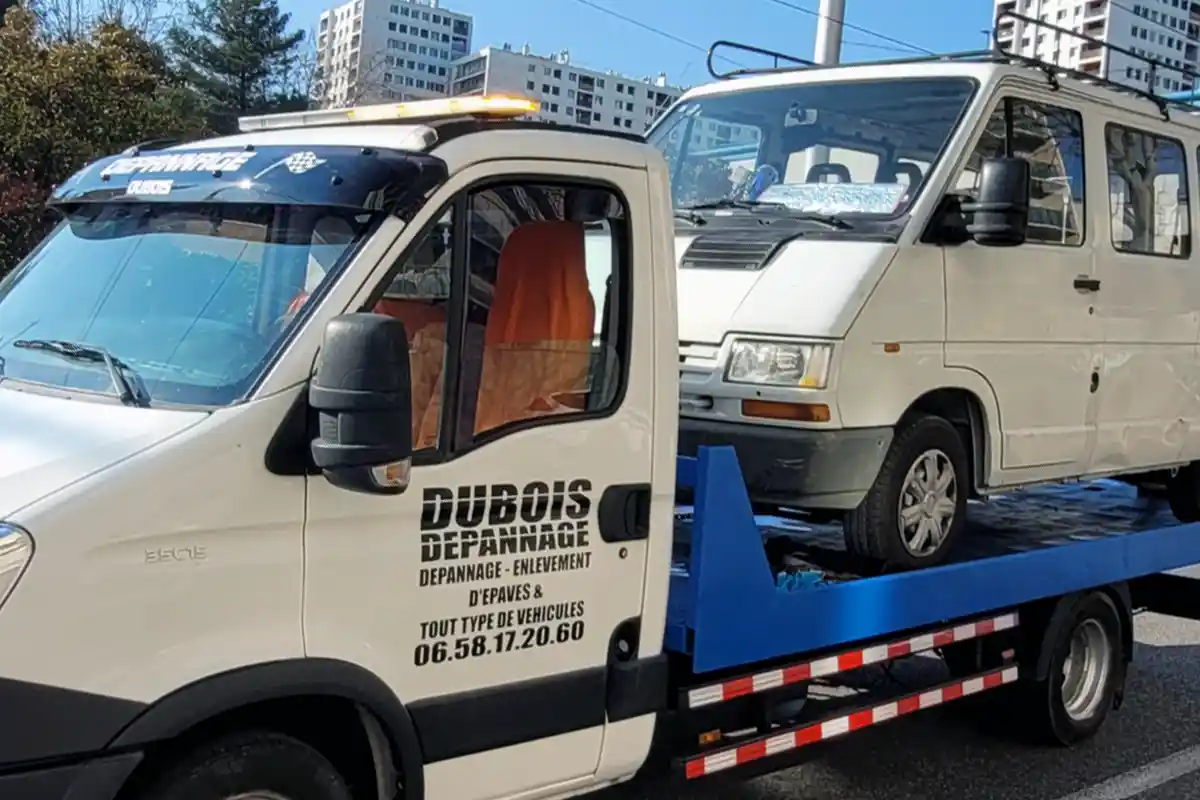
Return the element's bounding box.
[309,313,413,495]
[963,156,1030,247]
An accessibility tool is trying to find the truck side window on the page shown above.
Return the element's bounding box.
[1106,125,1190,258]
[955,98,1085,246]
[374,208,453,451]
[453,181,629,443]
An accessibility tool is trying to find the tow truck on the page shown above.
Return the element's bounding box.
[2,36,1200,800]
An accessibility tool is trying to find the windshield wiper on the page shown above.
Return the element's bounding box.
[12,339,148,407]
[787,211,853,230]
[682,199,793,212]
[674,209,707,226]
[680,200,853,229]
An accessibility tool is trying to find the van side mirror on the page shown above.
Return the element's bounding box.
[309,313,413,495]
[963,156,1030,247]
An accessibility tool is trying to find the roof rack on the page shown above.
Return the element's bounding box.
[706,40,816,80]
[991,10,1199,120]
[702,17,1200,124]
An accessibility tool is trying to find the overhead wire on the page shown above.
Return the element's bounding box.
[565,0,931,72]
[757,0,936,55]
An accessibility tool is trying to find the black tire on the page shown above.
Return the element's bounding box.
[133,731,353,800]
[844,413,969,569]
[1021,591,1124,746]
[1167,463,1200,522]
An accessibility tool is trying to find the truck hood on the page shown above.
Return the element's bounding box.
[675,234,896,344]
[0,385,208,519]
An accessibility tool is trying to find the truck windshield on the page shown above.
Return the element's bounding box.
[647,77,977,218]
[0,202,377,407]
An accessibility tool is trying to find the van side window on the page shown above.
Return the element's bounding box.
[955,98,1085,246]
[1105,124,1189,258]
[372,208,453,452]
[452,182,628,444]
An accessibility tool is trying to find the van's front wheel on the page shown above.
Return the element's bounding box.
[844,414,968,569]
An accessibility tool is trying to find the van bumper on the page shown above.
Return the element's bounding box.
[0,752,141,800]
[678,419,893,510]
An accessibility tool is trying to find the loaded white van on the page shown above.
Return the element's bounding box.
[656,27,1200,568]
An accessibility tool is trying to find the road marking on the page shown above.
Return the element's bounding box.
[1053,744,1200,800]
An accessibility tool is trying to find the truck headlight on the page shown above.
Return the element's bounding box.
[725,339,832,389]
[0,523,33,609]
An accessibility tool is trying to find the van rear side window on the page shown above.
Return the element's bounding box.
[1105,124,1190,258]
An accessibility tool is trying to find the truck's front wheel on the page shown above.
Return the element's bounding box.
[133,731,353,800]
[844,414,968,569]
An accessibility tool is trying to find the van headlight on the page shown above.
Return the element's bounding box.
[0,523,33,609]
[725,339,832,388]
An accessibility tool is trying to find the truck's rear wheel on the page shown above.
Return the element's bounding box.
[844,414,968,569]
[1022,591,1124,746]
[133,731,353,800]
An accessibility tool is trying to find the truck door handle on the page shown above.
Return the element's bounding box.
[598,483,651,543]
[1073,276,1101,292]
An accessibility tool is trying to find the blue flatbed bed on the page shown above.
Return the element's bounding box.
[665,446,1200,780]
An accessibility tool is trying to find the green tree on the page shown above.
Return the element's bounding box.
[0,8,209,272]
[167,0,305,131]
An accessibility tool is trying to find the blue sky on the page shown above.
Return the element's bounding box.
[281,0,999,88]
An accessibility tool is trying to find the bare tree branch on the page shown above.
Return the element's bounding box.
[30,0,174,41]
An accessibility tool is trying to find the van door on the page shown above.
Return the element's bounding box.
[942,91,1101,479]
[1089,122,1199,472]
[302,160,657,799]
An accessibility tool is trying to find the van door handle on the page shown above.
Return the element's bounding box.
[1073,276,1101,292]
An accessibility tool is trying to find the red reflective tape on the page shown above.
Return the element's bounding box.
[783,663,812,683]
[838,650,865,670]
[982,670,1007,689]
[932,630,955,647]
[897,694,922,715]
[847,709,875,731]
[685,758,707,779]
[737,739,767,764]
[942,683,963,702]
[795,724,824,746]
[977,618,995,635]
[723,676,755,701]
[887,641,912,658]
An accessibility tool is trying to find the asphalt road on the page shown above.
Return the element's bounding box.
[606,567,1200,800]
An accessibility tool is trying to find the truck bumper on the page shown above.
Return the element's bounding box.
[678,419,893,510]
[0,752,141,800]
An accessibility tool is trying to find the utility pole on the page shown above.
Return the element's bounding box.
[807,0,845,173]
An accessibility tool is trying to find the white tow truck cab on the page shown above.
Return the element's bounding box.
[7,25,1200,800]
[661,27,1200,569]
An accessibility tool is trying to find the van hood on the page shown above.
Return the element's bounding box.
[675,233,896,344]
[0,384,208,519]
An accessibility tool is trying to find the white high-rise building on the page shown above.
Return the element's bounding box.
[448,44,684,132]
[315,0,473,109]
[994,0,1198,94]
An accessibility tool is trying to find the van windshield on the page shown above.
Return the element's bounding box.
[647,77,977,219]
[0,202,377,407]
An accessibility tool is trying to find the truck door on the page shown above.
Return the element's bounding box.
[302,160,657,799]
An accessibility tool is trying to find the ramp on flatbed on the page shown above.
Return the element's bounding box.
[668,447,1200,673]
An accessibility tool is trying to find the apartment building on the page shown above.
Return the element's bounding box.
[448,44,683,132]
[315,0,472,108]
[994,0,1199,94]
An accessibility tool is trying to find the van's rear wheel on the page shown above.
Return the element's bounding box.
[133,731,352,800]
[1166,463,1200,522]
[844,414,968,569]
